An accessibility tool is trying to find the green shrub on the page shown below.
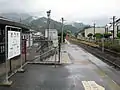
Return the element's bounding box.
[94,33,103,39]
[103,33,112,38]
[99,42,112,49]
[87,33,93,37]
[117,33,120,38]
[99,41,120,52]
[109,44,120,52]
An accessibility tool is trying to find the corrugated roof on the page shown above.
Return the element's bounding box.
[0,17,29,31]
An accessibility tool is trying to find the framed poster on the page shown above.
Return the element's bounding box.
[8,31,21,59]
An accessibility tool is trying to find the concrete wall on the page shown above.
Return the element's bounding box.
[85,27,105,38]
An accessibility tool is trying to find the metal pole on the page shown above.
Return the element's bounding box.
[117,26,119,36]
[113,16,115,42]
[55,47,57,68]
[58,39,61,63]
[20,30,22,68]
[9,27,12,73]
[5,26,9,83]
[18,29,24,72]
[102,38,104,52]
[25,39,27,62]
[47,10,51,40]
[61,18,64,44]
[47,17,50,40]
[94,23,96,40]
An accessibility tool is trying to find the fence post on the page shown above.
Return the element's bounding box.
[18,29,25,73]
[58,41,61,63]
[55,47,57,68]
[102,38,104,52]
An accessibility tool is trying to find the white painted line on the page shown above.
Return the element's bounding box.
[112,80,118,85]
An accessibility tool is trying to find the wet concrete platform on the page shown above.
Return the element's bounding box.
[0,43,120,90]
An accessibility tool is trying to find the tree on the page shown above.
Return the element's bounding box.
[87,33,93,37]
[74,32,78,38]
[87,33,93,40]
[81,32,85,37]
[117,33,120,38]
[94,33,103,39]
[103,33,112,38]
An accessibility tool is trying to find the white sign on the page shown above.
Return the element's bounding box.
[8,31,21,59]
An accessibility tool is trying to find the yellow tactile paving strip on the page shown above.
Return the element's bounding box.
[82,81,105,90]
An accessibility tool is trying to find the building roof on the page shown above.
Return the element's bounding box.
[0,17,29,31]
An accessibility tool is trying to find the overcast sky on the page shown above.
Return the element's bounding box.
[0,0,120,25]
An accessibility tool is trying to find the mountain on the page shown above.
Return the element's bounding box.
[0,13,31,22]
[22,16,39,24]
[23,17,79,33]
[0,13,80,33]
[68,22,90,29]
[72,22,86,29]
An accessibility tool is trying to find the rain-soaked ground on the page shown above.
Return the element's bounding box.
[1,43,120,90]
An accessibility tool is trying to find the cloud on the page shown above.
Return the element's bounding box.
[0,0,120,24]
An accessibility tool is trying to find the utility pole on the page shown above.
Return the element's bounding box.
[93,23,96,40]
[54,47,57,68]
[61,17,64,44]
[110,16,116,42]
[47,10,51,40]
[58,36,61,63]
[105,25,108,34]
[20,17,22,23]
[113,16,115,42]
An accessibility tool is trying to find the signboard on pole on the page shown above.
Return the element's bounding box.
[8,31,21,59]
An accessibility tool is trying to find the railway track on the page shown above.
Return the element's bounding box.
[70,40,120,69]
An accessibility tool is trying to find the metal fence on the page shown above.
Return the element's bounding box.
[32,35,61,63]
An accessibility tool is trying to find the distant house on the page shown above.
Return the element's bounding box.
[106,18,120,38]
[77,27,105,39]
[45,29,58,47]
[45,29,58,40]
